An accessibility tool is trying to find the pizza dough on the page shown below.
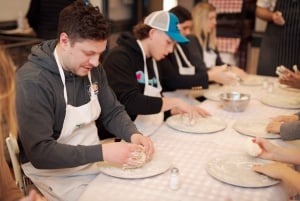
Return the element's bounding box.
[245,139,262,157]
[181,114,196,126]
[123,147,147,169]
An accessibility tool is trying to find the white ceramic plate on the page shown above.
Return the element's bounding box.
[240,75,264,86]
[233,119,280,139]
[206,154,280,188]
[261,94,300,109]
[98,153,171,179]
[166,114,227,134]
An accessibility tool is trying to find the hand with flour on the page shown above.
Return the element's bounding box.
[251,138,300,195]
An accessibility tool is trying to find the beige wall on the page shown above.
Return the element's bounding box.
[0,0,103,22]
[0,0,30,21]
[178,0,194,10]
[148,0,163,12]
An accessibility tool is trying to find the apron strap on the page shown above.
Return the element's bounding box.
[136,40,161,90]
[174,43,194,68]
[152,58,162,89]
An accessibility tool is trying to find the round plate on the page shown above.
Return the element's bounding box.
[166,114,227,134]
[98,153,171,179]
[233,119,280,139]
[261,94,300,109]
[206,154,280,188]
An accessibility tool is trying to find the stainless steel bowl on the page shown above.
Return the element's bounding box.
[220,92,250,112]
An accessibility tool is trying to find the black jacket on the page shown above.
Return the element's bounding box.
[103,32,162,121]
[26,0,75,39]
[158,34,224,91]
[158,35,209,91]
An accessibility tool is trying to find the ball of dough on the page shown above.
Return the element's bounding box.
[181,114,196,126]
[123,149,147,169]
[245,139,262,157]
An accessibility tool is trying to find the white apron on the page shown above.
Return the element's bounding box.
[203,48,217,68]
[134,40,164,136]
[174,44,195,75]
[22,48,101,201]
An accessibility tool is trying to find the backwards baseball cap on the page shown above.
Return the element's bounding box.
[144,11,189,43]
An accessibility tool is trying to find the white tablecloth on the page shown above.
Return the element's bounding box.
[79,78,297,201]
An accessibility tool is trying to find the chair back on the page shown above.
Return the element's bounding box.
[5,134,27,194]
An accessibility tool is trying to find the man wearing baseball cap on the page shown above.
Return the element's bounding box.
[144,10,189,43]
[101,10,210,138]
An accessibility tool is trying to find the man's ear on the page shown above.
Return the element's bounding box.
[148,28,156,40]
[59,32,70,49]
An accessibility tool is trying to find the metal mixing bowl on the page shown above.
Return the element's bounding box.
[220,92,250,112]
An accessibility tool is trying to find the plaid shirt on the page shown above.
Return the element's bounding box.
[217,37,241,54]
[209,0,243,13]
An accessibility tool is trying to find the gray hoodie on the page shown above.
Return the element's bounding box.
[16,40,139,169]
[280,112,300,140]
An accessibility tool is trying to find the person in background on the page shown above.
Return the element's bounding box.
[171,5,193,37]
[252,137,300,197]
[16,1,153,201]
[102,10,210,136]
[266,112,300,140]
[0,47,45,201]
[191,2,247,80]
[256,0,300,76]
[26,0,75,39]
[158,5,246,92]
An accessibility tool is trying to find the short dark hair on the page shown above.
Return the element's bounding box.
[57,0,109,43]
[133,23,152,40]
[169,6,192,23]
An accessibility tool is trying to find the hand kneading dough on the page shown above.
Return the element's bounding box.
[245,139,262,157]
[123,149,147,169]
[181,114,196,126]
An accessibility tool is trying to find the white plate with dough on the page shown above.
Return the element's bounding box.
[240,75,264,86]
[261,94,300,109]
[98,153,171,179]
[233,119,280,139]
[206,154,280,188]
[166,114,227,134]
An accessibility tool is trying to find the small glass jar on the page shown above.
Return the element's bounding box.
[267,82,274,93]
[262,80,268,89]
[169,167,180,190]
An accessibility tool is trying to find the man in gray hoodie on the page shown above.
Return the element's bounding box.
[16,1,153,200]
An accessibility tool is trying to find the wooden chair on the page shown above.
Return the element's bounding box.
[5,134,31,195]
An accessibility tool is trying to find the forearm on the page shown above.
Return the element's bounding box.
[256,7,274,21]
[101,106,140,142]
[162,73,208,90]
[280,167,300,193]
[161,97,182,112]
[274,148,300,165]
[23,142,103,169]
[98,69,139,141]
